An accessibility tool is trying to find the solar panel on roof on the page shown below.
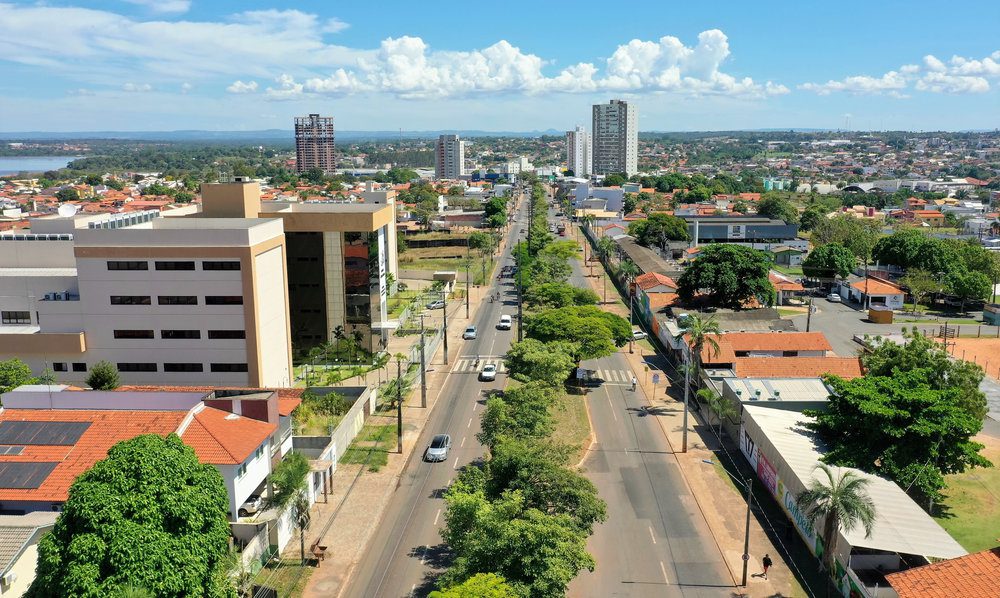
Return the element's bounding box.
[0,421,90,446]
[0,462,57,489]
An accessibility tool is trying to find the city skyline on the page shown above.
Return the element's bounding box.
[0,0,998,132]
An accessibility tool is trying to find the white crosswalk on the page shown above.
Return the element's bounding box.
[453,358,507,373]
[593,369,634,384]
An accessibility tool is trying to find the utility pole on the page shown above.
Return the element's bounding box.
[740,478,753,587]
[465,253,471,319]
[419,313,427,408]
[396,356,403,453]
[682,343,690,453]
[441,293,449,365]
[806,297,814,332]
[629,290,635,354]
[517,239,524,342]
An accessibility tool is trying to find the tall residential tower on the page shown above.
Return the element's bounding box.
[294,113,337,173]
[435,134,465,180]
[592,100,638,176]
[565,126,591,177]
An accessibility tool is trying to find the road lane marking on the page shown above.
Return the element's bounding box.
[608,396,617,421]
[472,401,477,412]
[660,561,669,584]
[453,458,460,469]
[649,526,657,544]
[467,417,473,428]
[447,478,452,487]
[460,436,466,447]
[434,509,441,525]
[419,546,427,565]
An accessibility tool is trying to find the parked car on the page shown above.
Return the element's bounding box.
[426,299,446,310]
[479,363,497,381]
[463,326,477,340]
[631,330,648,341]
[498,315,512,330]
[425,434,451,462]
[238,494,263,518]
[826,293,843,303]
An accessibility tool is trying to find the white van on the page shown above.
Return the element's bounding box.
[498,315,512,330]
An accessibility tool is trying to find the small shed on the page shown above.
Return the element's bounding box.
[868,305,894,324]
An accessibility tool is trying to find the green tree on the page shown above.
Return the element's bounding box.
[795,464,876,573]
[603,173,627,187]
[897,268,939,312]
[477,382,555,450]
[677,244,775,309]
[798,205,827,231]
[524,282,598,308]
[697,388,736,436]
[30,435,233,597]
[674,315,721,372]
[174,191,195,203]
[802,243,856,280]
[947,269,991,312]
[55,187,80,202]
[811,215,881,261]
[86,360,120,390]
[291,490,312,565]
[269,451,310,509]
[84,174,103,186]
[755,196,798,223]
[504,339,578,386]
[0,358,36,394]
[525,306,630,360]
[429,573,518,598]
[628,213,690,249]
[302,167,326,185]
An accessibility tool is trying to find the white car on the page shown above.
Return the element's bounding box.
[498,315,512,330]
[463,326,477,340]
[631,330,648,341]
[826,293,843,303]
[479,363,497,381]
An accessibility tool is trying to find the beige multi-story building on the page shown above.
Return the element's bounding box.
[592,99,638,176]
[294,113,337,173]
[566,125,591,177]
[0,211,292,387]
[435,134,465,180]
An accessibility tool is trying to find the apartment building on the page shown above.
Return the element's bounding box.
[592,99,638,176]
[294,113,337,173]
[566,125,591,177]
[435,134,465,180]
[0,211,292,387]
[200,180,397,355]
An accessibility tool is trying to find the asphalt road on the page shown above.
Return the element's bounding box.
[342,195,528,598]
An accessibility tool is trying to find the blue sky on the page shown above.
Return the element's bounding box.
[0,0,998,132]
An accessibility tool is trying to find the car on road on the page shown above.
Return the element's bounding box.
[479,363,497,381]
[826,293,843,303]
[497,315,512,330]
[463,325,477,339]
[426,299,446,310]
[424,434,451,462]
[631,330,648,341]
[238,494,263,518]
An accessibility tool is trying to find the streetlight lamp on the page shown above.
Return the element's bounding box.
[419,313,427,408]
[395,354,404,453]
[703,459,752,588]
[682,342,691,453]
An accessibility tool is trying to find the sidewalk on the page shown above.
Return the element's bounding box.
[575,224,809,598]
[299,198,522,598]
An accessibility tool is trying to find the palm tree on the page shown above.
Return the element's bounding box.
[619,259,639,287]
[674,315,721,374]
[795,464,876,573]
[332,325,346,359]
[292,490,312,565]
[697,388,737,437]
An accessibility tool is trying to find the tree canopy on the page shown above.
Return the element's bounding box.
[30,434,233,597]
[755,196,799,224]
[523,282,599,309]
[0,358,36,394]
[677,244,775,309]
[627,213,690,249]
[802,243,856,280]
[429,574,518,598]
[504,339,578,387]
[810,215,881,261]
[86,360,120,390]
[525,306,631,360]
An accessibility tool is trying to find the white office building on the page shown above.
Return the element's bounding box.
[592,99,638,176]
[435,134,466,180]
[566,126,591,177]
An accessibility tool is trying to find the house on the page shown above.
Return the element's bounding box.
[838,277,906,309]
[769,271,806,305]
[769,246,805,266]
[903,210,946,227]
[633,272,679,325]
[698,332,833,367]
[0,512,58,596]
[885,546,1000,598]
[732,356,863,379]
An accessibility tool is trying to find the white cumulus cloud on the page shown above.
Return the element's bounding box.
[264,74,304,100]
[124,0,191,14]
[226,80,258,94]
[799,71,907,95]
[801,50,999,96]
[122,82,152,92]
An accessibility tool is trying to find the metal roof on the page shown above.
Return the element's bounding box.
[724,378,830,402]
[743,406,967,560]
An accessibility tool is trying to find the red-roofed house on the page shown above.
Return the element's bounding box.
[838,277,905,309]
[886,547,1000,598]
[734,357,863,379]
[769,271,805,304]
[634,272,679,324]
[698,332,833,367]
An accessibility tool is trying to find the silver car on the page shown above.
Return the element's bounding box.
[425,434,451,462]
[463,326,477,340]
[479,363,497,381]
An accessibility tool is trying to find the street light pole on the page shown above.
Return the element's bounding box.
[682,343,690,453]
[517,239,524,342]
[629,289,635,354]
[396,356,403,453]
[465,247,471,319]
[441,292,449,365]
[419,313,427,408]
[703,459,752,587]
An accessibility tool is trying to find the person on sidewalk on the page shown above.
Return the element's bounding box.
[631,376,637,391]
[761,554,773,580]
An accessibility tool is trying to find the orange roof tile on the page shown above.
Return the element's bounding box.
[635,272,678,291]
[769,271,805,292]
[734,357,863,379]
[886,547,1000,598]
[699,332,833,364]
[850,277,904,295]
[181,407,275,465]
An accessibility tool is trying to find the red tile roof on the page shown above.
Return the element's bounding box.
[886,547,1000,598]
[181,407,275,465]
[770,271,805,292]
[850,277,904,295]
[699,332,833,363]
[734,357,863,379]
[635,272,678,291]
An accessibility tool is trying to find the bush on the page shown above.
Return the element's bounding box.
[86,360,120,390]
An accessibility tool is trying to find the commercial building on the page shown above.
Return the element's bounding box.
[566,126,591,177]
[294,114,337,173]
[0,210,292,387]
[592,99,638,176]
[681,215,802,249]
[435,134,466,180]
[200,180,397,355]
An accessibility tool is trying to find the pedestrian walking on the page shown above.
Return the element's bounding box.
[762,554,773,580]
[631,376,637,391]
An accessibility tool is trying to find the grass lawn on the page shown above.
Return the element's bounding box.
[252,557,314,596]
[777,307,807,318]
[934,441,1000,552]
[550,392,592,465]
[340,423,397,471]
[896,317,981,325]
[773,264,804,276]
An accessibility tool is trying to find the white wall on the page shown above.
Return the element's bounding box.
[221,438,271,521]
[254,247,291,387]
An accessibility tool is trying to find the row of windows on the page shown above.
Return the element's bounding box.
[107,260,241,271]
[1,311,31,325]
[117,362,248,373]
[53,362,87,372]
[110,295,243,306]
[113,329,246,340]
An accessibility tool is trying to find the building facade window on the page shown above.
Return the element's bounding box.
[202,261,241,271]
[154,261,195,271]
[163,363,204,372]
[52,362,67,372]
[207,330,246,339]
[1,311,31,325]
[72,363,87,372]
[205,296,243,305]
[210,363,249,372]
[161,330,201,339]
[117,363,157,372]
[107,261,148,271]
[113,329,154,339]
[158,296,197,305]
[110,296,151,305]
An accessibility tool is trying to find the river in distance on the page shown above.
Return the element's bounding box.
[0,156,76,176]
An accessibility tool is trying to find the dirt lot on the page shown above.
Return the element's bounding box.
[950,337,1000,380]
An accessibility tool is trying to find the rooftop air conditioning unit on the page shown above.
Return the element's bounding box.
[752,390,761,401]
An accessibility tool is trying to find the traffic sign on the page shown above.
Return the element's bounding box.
[652,373,660,384]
